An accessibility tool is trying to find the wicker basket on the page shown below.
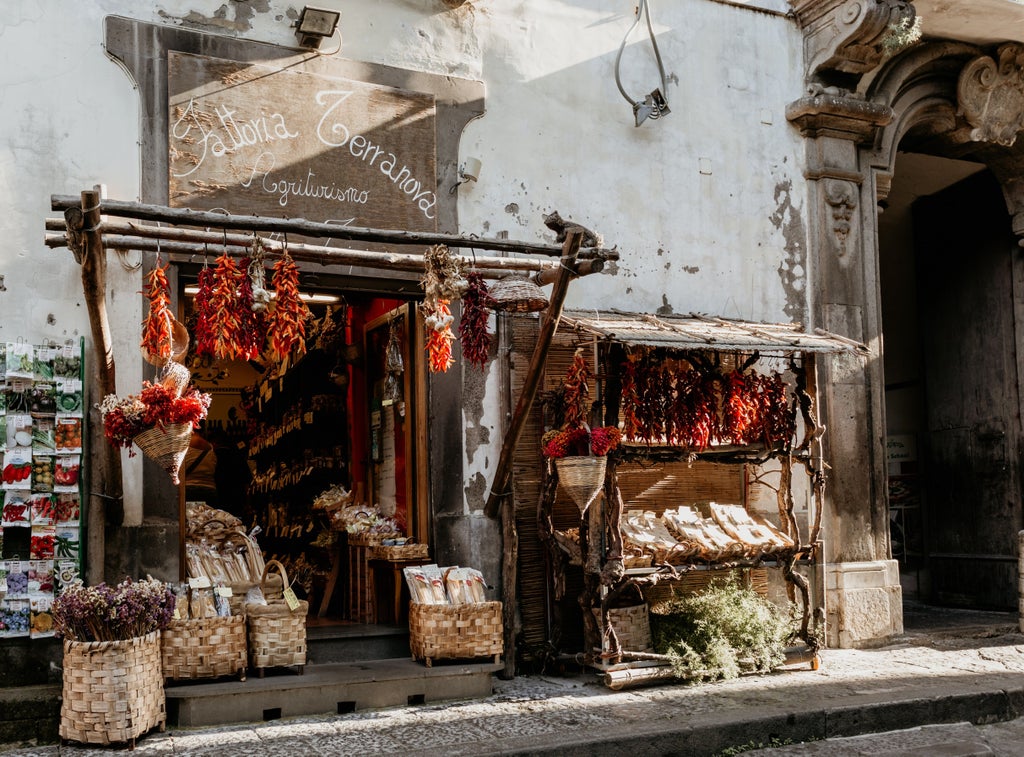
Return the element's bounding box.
[141,315,190,367]
[59,630,165,747]
[555,455,607,513]
[409,601,503,667]
[133,422,192,485]
[593,604,653,652]
[246,560,307,676]
[161,615,247,682]
[347,532,400,547]
[228,574,283,616]
[489,276,548,313]
[369,542,430,561]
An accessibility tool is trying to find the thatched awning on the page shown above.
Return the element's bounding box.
[557,310,868,356]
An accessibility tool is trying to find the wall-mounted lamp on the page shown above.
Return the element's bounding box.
[296,6,341,49]
[450,157,482,194]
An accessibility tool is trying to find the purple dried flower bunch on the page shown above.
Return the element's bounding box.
[52,576,175,642]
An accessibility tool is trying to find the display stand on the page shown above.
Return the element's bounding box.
[530,312,867,684]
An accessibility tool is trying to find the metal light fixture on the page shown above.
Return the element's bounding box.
[449,157,482,194]
[296,6,341,49]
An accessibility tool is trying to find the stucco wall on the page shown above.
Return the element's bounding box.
[0,0,811,551]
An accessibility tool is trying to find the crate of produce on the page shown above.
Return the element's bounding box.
[408,601,503,667]
[161,614,247,682]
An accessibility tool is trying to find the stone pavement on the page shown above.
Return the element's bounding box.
[4,614,1024,756]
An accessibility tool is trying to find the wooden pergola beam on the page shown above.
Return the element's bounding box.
[49,195,618,261]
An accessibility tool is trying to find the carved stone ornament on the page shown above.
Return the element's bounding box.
[790,0,917,84]
[824,179,858,259]
[958,43,1024,148]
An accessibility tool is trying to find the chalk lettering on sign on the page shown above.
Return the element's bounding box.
[314,90,437,222]
[241,152,371,208]
[315,90,356,148]
[171,97,299,178]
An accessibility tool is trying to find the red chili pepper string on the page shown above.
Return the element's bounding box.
[458,272,495,370]
[140,262,173,361]
[193,266,218,357]
[425,301,454,373]
[266,253,311,363]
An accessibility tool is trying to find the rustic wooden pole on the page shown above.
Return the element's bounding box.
[484,227,585,518]
[50,195,617,261]
[75,188,122,583]
[499,481,519,680]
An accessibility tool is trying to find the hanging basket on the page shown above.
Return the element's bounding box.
[141,316,190,367]
[133,422,193,485]
[158,360,191,398]
[489,276,548,313]
[555,455,607,514]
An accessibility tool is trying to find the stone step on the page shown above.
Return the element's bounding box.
[165,658,502,727]
[306,622,411,664]
[0,683,61,748]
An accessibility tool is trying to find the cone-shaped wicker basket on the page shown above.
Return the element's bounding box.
[555,455,607,514]
[133,422,192,485]
[489,276,548,313]
[141,316,190,367]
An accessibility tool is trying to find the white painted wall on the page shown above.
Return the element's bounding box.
[0,0,810,518]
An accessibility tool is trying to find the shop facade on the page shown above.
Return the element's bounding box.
[4,1,1024,691]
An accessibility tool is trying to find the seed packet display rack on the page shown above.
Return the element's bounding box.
[535,313,867,686]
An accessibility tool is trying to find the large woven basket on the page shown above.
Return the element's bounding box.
[409,601,503,667]
[133,422,192,485]
[369,542,430,561]
[59,630,165,747]
[556,455,607,513]
[161,615,247,682]
[246,560,307,676]
[593,604,653,653]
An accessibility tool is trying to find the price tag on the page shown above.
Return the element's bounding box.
[188,576,212,589]
[172,605,181,620]
[283,586,300,612]
[217,587,233,597]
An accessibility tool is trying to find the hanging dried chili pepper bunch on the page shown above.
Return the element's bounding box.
[459,271,496,370]
[541,348,621,459]
[194,252,263,361]
[420,244,468,373]
[619,351,796,451]
[266,249,312,363]
[140,261,173,363]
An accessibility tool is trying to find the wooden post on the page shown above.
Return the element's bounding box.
[75,188,123,583]
[484,227,585,518]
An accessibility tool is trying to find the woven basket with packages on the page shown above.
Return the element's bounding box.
[161,614,247,683]
[245,559,307,677]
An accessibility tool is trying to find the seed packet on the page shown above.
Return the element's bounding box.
[54,417,82,451]
[54,527,79,561]
[55,493,80,525]
[52,348,81,380]
[54,560,80,595]
[33,347,56,383]
[52,456,80,492]
[2,490,31,526]
[5,343,33,380]
[30,595,55,639]
[30,494,55,525]
[5,417,33,454]
[31,419,55,454]
[27,383,56,419]
[26,560,54,594]
[0,598,31,638]
[30,525,56,560]
[31,455,54,493]
[4,561,28,598]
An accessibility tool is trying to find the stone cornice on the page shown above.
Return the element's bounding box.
[786,88,894,143]
[789,0,916,86]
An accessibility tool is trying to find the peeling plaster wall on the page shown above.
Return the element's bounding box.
[0,0,811,550]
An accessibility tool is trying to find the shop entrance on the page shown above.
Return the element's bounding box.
[879,153,1023,610]
[180,277,428,625]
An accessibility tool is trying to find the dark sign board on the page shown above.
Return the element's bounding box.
[168,51,438,233]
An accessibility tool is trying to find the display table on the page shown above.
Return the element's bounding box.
[370,557,431,625]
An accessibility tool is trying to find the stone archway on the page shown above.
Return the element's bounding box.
[787,0,1024,644]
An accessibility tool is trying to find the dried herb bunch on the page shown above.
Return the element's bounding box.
[650,576,791,682]
[52,577,175,642]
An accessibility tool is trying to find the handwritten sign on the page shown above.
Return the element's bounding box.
[168,51,438,233]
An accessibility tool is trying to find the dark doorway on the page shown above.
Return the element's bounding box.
[881,159,1023,611]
